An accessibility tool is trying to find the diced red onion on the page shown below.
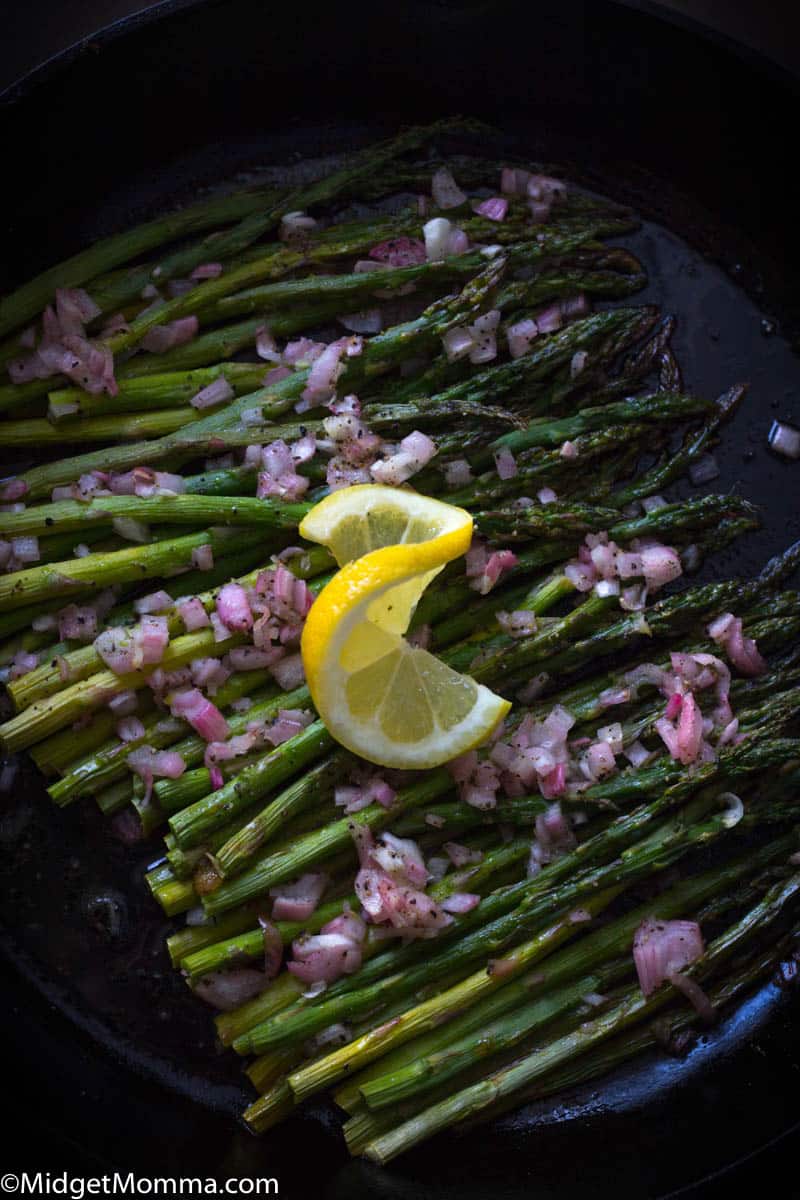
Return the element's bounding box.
[112,517,150,543]
[503,316,542,357]
[134,590,173,615]
[423,217,452,263]
[117,716,145,742]
[270,872,329,922]
[462,785,498,811]
[565,561,596,592]
[279,211,317,241]
[126,745,186,803]
[768,419,800,460]
[688,454,720,485]
[227,646,279,671]
[270,652,305,691]
[57,603,97,642]
[470,549,518,596]
[446,228,469,256]
[1,478,28,503]
[10,535,39,563]
[624,739,650,767]
[339,309,382,334]
[193,969,267,1011]
[8,649,39,679]
[368,237,426,267]
[468,310,499,365]
[443,841,484,867]
[108,690,138,717]
[190,262,223,280]
[633,918,704,997]
[431,166,467,209]
[516,671,550,704]
[585,740,616,780]
[443,458,473,489]
[496,610,538,638]
[440,893,480,914]
[473,196,508,222]
[216,582,253,632]
[571,350,588,378]
[287,932,361,984]
[536,303,562,334]
[441,326,475,362]
[141,316,198,353]
[177,597,209,631]
[190,377,234,410]
[642,495,668,513]
[299,338,352,409]
[169,688,229,742]
[640,543,682,590]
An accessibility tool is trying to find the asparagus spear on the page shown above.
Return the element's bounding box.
[345,925,794,1152]
[484,391,713,463]
[0,526,261,614]
[230,785,730,1059]
[185,837,528,982]
[8,542,320,712]
[612,383,746,505]
[0,494,310,540]
[0,186,283,339]
[14,257,505,499]
[46,673,275,806]
[46,363,270,420]
[105,119,488,325]
[352,824,794,1114]
[362,872,800,1162]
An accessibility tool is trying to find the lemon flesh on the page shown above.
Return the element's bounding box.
[300,486,510,770]
[299,484,473,566]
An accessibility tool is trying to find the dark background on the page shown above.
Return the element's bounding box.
[3,0,800,95]
[1,1,799,1195]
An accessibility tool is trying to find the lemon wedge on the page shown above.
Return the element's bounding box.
[300,486,510,769]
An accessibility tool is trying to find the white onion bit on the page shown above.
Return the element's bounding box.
[768,419,800,460]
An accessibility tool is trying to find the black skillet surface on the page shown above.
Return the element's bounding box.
[1,1,800,1194]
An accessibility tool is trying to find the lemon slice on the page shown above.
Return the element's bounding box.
[300,485,510,769]
[298,483,473,566]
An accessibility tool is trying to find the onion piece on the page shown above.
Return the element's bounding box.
[768,419,800,460]
[633,917,705,997]
[473,196,508,222]
[368,237,426,267]
[688,454,720,485]
[270,872,329,922]
[280,211,317,241]
[169,689,229,743]
[190,377,234,410]
[431,166,467,209]
[423,217,452,263]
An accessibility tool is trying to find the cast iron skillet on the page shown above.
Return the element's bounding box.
[1,1,799,1193]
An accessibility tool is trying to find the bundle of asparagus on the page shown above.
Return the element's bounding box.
[0,123,798,1164]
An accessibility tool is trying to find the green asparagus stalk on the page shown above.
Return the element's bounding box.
[0,185,283,339]
[14,256,505,499]
[362,871,800,1162]
[230,782,733,1060]
[7,546,330,711]
[0,494,310,540]
[0,409,203,446]
[0,526,261,615]
[612,384,746,505]
[46,363,270,420]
